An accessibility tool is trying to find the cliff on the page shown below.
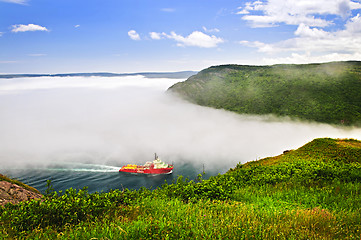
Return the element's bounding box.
[0,174,42,206]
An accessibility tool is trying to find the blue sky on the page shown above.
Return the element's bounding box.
[1,0,361,73]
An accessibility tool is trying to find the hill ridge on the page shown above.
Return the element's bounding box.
[169,61,361,126]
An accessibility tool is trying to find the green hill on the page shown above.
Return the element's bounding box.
[169,61,361,126]
[1,138,360,239]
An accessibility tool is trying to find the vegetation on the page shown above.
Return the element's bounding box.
[0,174,40,195]
[1,138,361,239]
[169,61,361,126]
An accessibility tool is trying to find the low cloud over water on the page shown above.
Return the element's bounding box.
[0,76,360,172]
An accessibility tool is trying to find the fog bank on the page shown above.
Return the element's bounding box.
[0,76,360,171]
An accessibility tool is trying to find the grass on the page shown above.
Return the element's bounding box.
[1,138,360,239]
[11,198,360,240]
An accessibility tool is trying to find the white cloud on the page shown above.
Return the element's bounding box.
[238,0,361,28]
[128,30,141,40]
[241,14,361,55]
[237,9,250,15]
[0,0,27,4]
[240,1,264,12]
[202,26,220,33]
[345,13,361,33]
[164,31,224,48]
[74,25,80,28]
[294,23,330,38]
[149,32,163,40]
[239,12,361,64]
[0,32,3,37]
[149,29,223,47]
[239,40,275,52]
[261,52,361,65]
[11,24,49,33]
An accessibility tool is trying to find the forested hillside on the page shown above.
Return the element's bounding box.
[169,61,361,126]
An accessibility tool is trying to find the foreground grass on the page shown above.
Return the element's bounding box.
[1,138,360,239]
[9,197,360,240]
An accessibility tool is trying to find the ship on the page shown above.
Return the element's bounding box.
[119,153,173,174]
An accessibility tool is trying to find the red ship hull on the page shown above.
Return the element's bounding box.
[119,154,173,175]
[119,166,173,174]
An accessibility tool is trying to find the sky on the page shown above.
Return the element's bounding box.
[0,0,361,73]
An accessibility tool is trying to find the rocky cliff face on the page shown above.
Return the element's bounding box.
[0,181,42,206]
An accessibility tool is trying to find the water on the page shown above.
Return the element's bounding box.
[2,161,217,194]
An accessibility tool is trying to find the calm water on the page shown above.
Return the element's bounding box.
[1,161,221,194]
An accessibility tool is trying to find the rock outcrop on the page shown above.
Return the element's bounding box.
[0,181,42,206]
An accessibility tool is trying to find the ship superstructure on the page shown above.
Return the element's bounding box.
[119,154,173,174]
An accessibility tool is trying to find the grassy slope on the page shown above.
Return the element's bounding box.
[1,138,360,239]
[169,61,361,126]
